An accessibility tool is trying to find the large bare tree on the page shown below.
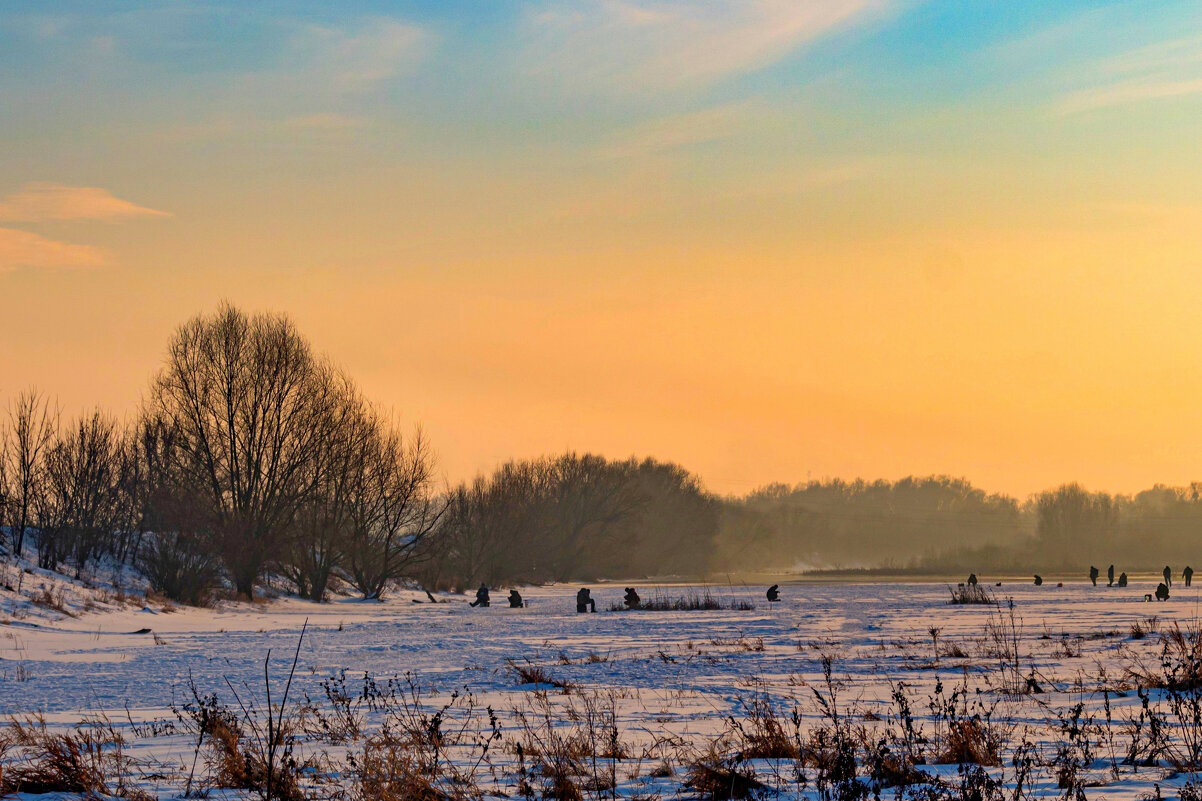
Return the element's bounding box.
[148,304,338,597]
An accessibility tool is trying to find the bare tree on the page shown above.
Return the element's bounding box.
[282,375,371,601]
[37,409,123,573]
[2,389,58,559]
[342,425,445,599]
[148,303,338,597]
[539,453,645,581]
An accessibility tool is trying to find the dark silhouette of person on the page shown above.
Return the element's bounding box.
[508,590,524,608]
[576,587,596,613]
[1185,566,1194,587]
[1117,572,1128,587]
[766,584,780,602]
[623,587,640,609]
[1107,565,1114,587]
[1156,582,1170,602]
[1033,575,1043,586]
[470,584,490,608]
[1089,566,1099,586]
[967,574,978,587]
[1164,566,1172,587]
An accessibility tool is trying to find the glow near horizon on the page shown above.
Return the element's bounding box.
[2,1,1202,498]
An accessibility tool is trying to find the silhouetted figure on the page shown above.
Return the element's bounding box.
[766,584,780,602]
[1117,572,1128,587]
[967,573,978,587]
[1107,565,1114,587]
[1089,566,1099,586]
[508,590,524,608]
[576,587,596,613]
[470,584,490,608]
[1156,582,1170,602]
[1164,566,1172,587]
[1185,566,1194,587]
[623,587,641,609]
[1033,575,1043,586]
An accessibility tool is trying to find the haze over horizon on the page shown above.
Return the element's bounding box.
[4,1,1202,498]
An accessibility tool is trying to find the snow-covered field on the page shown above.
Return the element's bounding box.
[3,570,1202,799]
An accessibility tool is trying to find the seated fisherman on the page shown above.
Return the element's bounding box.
[1117,572,1128,587]
[576,587,596,613]
[1033,575,1042,586]
[766,584,780,602]
[508,589,524,608]
[623,587,640,609]
[470,584,490,608]
[1156,582,1170,602]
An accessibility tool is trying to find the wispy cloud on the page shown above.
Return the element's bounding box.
[1059,76,1202,115]
[1057,34,1202,114]
[0,227,108,270]
[596,103,757,160]
[0,183,170,222]
[146,16,428,142]
[282,18,426,94]
[522,0,888,92]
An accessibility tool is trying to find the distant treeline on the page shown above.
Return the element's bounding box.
[1,305,1198,604]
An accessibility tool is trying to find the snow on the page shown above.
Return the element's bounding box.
[3,573,1202,798]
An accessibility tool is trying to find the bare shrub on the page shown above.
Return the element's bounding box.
[139,531,222,606]
[948,584,993,605]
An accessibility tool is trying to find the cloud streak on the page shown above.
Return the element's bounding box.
[596,103,757,159]
[1057,33,1202,114]
[1059,76,1202,115]
[522,0,888,92]
[0,227,108,270]
[0,183,170,222]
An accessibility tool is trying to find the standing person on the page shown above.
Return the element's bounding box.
[1089,566,1099,586]
[1107,565,1115,587]
[1164,566,1172,588]
[470,584,491,608]
[576,587,596,613]
[1185,566,1194,587]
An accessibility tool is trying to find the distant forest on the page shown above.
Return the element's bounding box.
[1,305,1198,604]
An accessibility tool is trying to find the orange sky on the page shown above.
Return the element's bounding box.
[3,2,1202,498]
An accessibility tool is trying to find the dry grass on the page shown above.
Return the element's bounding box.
[608,590,755,612]
[934,719,1002,767]
[0,715,150,801]
[684,743,765,801]
[508,659,574,690]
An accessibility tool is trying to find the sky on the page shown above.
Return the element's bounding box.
[2,1,1202,499]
